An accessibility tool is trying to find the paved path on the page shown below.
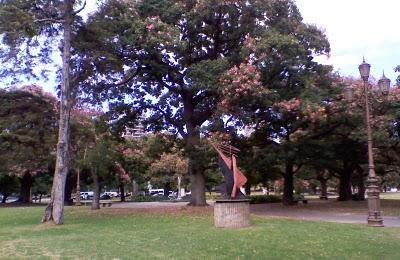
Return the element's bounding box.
[250,203,400,227]
[113,201,400,227]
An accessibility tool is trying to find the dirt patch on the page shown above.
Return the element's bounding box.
[0,239,40,258]
[84,205,214,218]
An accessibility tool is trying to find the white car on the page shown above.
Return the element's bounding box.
[80,191,94,200]
[152,192,164,197]
[103,191,118,197]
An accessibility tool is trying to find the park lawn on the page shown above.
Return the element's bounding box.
[381,192,400,200]
[0,206,399,259]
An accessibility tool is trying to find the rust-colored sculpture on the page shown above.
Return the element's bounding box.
[210,142,247,199]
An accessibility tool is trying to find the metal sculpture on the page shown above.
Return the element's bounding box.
[210,142,247,199]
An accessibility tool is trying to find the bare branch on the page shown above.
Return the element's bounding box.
[34,18,64,24]
[293,164,303,174]
[114,67,141,86]
[73,0,87,15]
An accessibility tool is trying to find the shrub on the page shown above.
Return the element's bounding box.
[249,195,282,204]
[130,195,169,202]
[205,194,220,200]
[293,194,305,201]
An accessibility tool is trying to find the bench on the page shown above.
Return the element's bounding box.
[74,201,90,206]
[100,201,112,207]
[294,199,308,204]
[74,200,112,207]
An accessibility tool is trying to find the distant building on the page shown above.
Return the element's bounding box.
[122,121,146,140]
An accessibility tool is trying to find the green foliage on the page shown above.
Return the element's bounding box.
[249,195,282,204]
[73,0,330,137]
[32,173,52,196]
[204,169,224,193]
[84,118,121,184]
[0,0,85,82]
[0,87,57,174]
[0,172,19,198]
[293,193,306,201]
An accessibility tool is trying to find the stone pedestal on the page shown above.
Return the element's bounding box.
[214,199,250,228]
[366,177,384,227]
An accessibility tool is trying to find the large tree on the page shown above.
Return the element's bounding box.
[73,0,329,206]
[0,0,88,224]
[0,86,57,203]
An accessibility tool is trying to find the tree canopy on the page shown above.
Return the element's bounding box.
[71,0,331,205]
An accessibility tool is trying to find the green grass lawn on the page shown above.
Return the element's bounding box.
[1,206,400,259]
[381,192,400,200]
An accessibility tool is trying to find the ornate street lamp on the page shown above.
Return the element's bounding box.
[358,58,384,227]
[359,58,371,81]
[344,84,354,101]
[378,71,391,95]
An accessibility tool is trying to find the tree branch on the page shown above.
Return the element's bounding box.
[114,67,142,87]
[73,0,87,15]
[34,18,64,24]
[146,104,186,138]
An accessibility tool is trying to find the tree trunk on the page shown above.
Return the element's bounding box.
[319,178,328,199]
[186,131,207,206]
[119,182,125,202]
[282,162,295,205]
[92,170,100,210]
[1,194,9,203]
[42,0,74,225]
[132,180,139,196]
[190,171,206,206]
[177,175,182,199]
[356,167,365,201]
[338,169,353,201]
[19,171,33,203]
[64,172,74,205]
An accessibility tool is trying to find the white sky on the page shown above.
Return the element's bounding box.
[296,0,400,84]
[2,0,400,92]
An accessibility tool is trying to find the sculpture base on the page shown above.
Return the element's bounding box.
[214,199,250,228]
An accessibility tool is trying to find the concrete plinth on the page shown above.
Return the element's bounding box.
[214,199,250,228]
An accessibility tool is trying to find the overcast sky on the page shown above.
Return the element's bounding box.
[4,0,400,92]
[296,0,400,84]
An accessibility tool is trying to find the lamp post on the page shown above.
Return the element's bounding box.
[358,58,387,227]
[76,168,81,206]
[378,71,390,95]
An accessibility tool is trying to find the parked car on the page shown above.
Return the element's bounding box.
[100,194,112,200]
[80,191,94,200]
[152,192,165,197]
[103,191,118,197]
[149,189,165,196]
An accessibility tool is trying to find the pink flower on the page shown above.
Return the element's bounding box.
[147,24,155,31]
